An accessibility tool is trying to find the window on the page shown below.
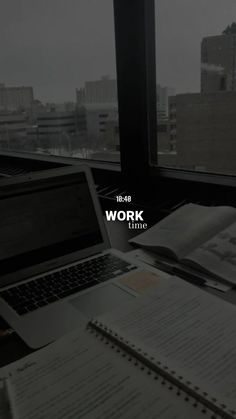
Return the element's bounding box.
[0,1,120,163]
[99,114,109,118]
[155,0,236,176]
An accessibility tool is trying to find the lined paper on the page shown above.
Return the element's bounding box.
[96,277,236,411]
[0,328,207,419]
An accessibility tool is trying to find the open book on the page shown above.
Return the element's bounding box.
[130,203,236,285]
[1,276,236,418]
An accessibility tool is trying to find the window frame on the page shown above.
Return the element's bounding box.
[113,0,236,189]
[2,0,236,191]
[113,0,157,181]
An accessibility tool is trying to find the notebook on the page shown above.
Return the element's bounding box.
[130,203,236,285]
[1,276,236,419]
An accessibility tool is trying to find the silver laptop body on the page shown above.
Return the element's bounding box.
[0,165,140,348]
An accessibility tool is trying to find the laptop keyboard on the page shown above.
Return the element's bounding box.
[0,254,136,316]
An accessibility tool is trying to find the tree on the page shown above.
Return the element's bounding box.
[223,22,236,34]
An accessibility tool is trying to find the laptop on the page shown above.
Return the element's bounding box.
[0,165,141,348]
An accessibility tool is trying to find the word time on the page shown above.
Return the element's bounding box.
[105,210,147,230]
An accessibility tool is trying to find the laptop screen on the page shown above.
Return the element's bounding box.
[0,171,104,274]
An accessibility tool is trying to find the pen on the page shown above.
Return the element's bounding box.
[154,260,206,286]
[3,378,18,419]
[172,265,206,286]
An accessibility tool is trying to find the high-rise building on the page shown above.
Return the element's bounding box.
[168,92,236,174]
[0,84,34,111]
[163,27,236,173]
[201,34,236,92]
[76,76,117,105]
[157,84,175,122]
[156,85,175,154]
[76,77,118,150]
[77,103,118,143]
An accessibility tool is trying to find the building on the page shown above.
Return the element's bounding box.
[76,76,117,105]
[155,85,175,155]
[26,110,76,154]
[35,110,76,137]
[28,101,76,125]
[157,84,175,122]
[0,112,27,138]
[0,112,29,150]
[168,92,236,174]
[76,77,119,150]
[164,28,236,172]
[201,34,236,93]
[77,103,118,147]
[0,84,34,111]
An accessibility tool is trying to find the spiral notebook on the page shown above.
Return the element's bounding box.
[92,276,236,419]
[1,277,236,419]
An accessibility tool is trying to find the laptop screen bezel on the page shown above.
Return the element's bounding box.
[0,165,111,288]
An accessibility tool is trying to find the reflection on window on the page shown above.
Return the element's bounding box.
[0,1,120,162]
[155,0,236,175]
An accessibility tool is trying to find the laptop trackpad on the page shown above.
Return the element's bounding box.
[69,284,134,317]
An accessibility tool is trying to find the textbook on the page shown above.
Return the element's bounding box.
[130,203,236,285]
[1,276,236,419]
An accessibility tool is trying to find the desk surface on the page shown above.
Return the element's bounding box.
[1,219,236,368]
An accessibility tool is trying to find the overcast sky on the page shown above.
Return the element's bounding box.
[1,0,236,102]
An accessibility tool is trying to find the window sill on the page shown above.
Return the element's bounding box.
[1,149,236,194]
[150,165,236,188]
[0,149,121,173]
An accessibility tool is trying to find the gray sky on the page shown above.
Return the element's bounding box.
[156,0,236,94]
[1,0,236,102]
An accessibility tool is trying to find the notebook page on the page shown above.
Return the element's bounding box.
[95,277,236,412]
[130,203,236,259]
[0,328,208,419]
[0,382,8,418]
[185,220,236,284]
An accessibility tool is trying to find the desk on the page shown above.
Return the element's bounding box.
[1,219,236,368]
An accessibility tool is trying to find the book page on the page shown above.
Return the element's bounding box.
[95,277,236,412]
[0,328,208,419]
[130,203,236,259]
[185,221,236,284]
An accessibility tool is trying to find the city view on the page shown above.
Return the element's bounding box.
[0,77,120,162]
[1,0,236,174]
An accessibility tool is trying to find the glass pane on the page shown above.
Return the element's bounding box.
[155,0,236,175]
[0,1,120,162]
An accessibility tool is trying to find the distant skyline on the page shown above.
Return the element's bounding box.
[1,0,236,102]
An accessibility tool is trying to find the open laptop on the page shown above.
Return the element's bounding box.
[0,165,141,348]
